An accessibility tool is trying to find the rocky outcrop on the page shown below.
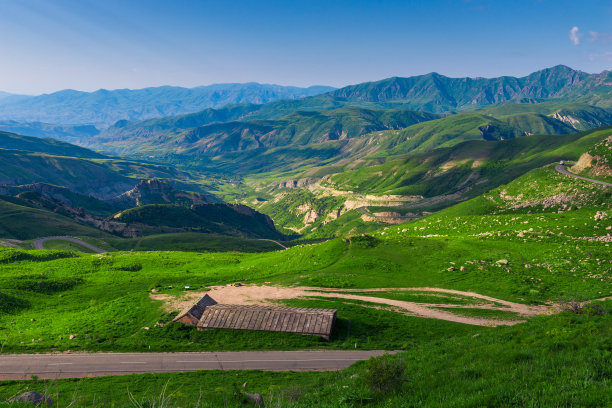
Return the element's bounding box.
[303,209,319,224]
[551,112,580,128]
[110,179,212,208]
[278,178,316,189]
[571,136,612,178]
[10,391,53,406]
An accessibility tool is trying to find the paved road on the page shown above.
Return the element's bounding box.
[556,164,612,187]
[32,236,106,253]
[0,350,392,380]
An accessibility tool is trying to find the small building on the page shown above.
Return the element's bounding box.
[174,294,337,339]
[196,304,337,339]
[173,294,217,325]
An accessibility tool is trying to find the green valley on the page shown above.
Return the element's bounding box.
[1,65,611,408]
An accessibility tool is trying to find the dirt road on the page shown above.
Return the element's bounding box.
[32,236,106,253]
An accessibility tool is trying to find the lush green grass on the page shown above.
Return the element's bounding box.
[0,196,609,353]
[0,197,111,240]
[105,232,283,253]
[0,160,610,353]
[432,307,523,321]
[113,203,285,240]
[240,126,612,238]
[0,302,609,407]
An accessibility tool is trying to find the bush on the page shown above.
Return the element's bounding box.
[559,299,607,316]
[364,355,407,395]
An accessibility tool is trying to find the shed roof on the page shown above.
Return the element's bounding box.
[196,304,336,338]
[173,294,217,322]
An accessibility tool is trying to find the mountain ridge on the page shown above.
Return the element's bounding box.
[0,83,336,126]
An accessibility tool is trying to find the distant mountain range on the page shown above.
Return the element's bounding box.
[72,67,610,173]
[0,83,335,127]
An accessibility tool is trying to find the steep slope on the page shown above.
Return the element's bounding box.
[0,130,214,199]
[0,83,335,126]
[0,195,111,240]
[0,121,100,143]
[112,203,284,239]
[88,107,440,159]
[569,134,612,183]
[0,149,136,199]
[0,131,104,158]
[247,127,612,237]
[110,179,217,208]
[0,183,116,216]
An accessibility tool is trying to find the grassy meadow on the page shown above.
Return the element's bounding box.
[0,150,610,406]
[0,302,610,407]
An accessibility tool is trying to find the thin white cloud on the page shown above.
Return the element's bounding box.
[569,26,581,45]
[589,31,612,44]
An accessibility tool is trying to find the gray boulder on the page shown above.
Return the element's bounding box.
[11,390,53,406]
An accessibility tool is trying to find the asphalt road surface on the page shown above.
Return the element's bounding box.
[0,350,392,380]
[555,164,612,187]
[32,236,106,253]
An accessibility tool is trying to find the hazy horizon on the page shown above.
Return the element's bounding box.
[0,0,611,94]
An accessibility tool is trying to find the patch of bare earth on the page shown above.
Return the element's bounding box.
[151,285,554,327]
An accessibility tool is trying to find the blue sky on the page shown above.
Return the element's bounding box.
[0,0,610,94]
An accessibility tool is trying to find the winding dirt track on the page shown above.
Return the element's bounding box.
[153,285,554,327]
[32,236,106,253]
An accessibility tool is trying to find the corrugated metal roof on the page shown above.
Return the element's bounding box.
[196,304,336,338]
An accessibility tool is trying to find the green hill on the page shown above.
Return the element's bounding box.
[0,130,104,158]
[88,107,440,159]
[0,121,100,143]
[569,133,612,183]
[0,185,116,216]
[0,195,110,240]
[112,203,285,240]
[0,149,136,199]
[248,127,612,237]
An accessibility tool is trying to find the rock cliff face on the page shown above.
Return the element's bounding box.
[110,179,212,208]
[571,135,612,178]
[277,178,316,189]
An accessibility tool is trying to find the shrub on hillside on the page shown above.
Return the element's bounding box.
[559,299,608,316]
[364,354,407,395]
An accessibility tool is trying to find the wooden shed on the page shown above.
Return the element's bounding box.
[173,294,217,325]
[196,304,337,339]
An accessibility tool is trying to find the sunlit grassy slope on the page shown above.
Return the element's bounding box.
[0,160,609,354]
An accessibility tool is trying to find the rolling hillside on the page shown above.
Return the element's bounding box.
[0,195,111,240]
[0,130,104,159]
[0,121,100,143]
[112,203,284,239]
[88,107,440,157]
[80,67,612,176]
[0,130,214,199]
[245,127,612,237]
